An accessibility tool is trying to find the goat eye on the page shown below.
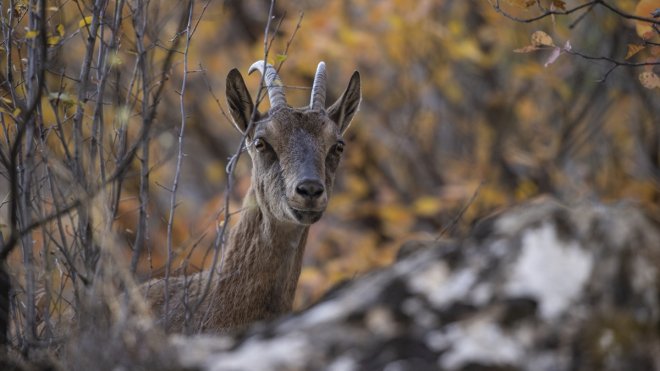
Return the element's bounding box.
[253,138,267,152]
[334,141,345,155]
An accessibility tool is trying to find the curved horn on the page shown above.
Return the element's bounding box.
[248,60,287,108]
[309,61,327,111]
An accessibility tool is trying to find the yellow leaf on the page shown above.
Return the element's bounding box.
[452,39,484,62]
[447,20,463,36]
[1,96,12,105]
[531,31,554,47]
[12,108,21,117]
[413,196,443,217]
[47,36,60,46]
[25,30,39,39]
[625,44,645,60]
[116,106,131,127]
[345,174,370,198]
[275,54,287,64]
[108,51,122,67]
[56,24,65,37]
[639,71,660,89]
[204,161,225,183]
[377,204,411,223]
[78,16,93,29]
[515,179,539,200]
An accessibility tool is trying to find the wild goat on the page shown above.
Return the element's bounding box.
[145,60,361,332]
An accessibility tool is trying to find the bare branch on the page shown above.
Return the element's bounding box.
[563,49,660,81]
[277,11,304,71]
[128,1,192,273]
[490,0,660,25]
[131,0,152,274]
[164,0,195,329]
[193,0,281,333]
[200,63,232,123]
[490,0,599,23]
[437,181,483,239]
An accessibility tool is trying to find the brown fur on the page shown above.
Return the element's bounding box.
[144,64,361,333]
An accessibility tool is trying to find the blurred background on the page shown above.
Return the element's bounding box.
[151,0,659,308]
[1,0,658,316]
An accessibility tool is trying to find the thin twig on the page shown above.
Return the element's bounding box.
[278,11,304,71]
[192,0,281,333]
[199,63,232,123]
[0,0,49,350]
[437,181,484,239]
[128,1,191,273]
[569,2,597,29]
[164,0,195,330]
[490,0,599,23]
[564,49,660,82]
[1,8,188,260]
[130,0,152,274]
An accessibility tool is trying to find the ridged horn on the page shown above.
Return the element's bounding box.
[310,61,327,111]
[248,60,287,108]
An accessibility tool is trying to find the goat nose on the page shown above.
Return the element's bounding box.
[296,179,325,200]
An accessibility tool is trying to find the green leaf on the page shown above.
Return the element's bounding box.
[108,51,123,67]
[275,54,288,64]
[48,92,78,105]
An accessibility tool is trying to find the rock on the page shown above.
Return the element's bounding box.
[173,197,660,371]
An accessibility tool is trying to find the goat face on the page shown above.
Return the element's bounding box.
[226,61,361,225]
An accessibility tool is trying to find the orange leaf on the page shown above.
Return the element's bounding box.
[507,0,535,8]
[552,0,566,10]
[641,30,655,41]
[650,46,660,57]
[635,0,660,38]
[625,44,645,60]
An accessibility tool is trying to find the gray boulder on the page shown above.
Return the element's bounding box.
[172,197,660,371]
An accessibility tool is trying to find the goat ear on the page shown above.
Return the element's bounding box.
[226,68,255,135]
[327,71,361,134]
